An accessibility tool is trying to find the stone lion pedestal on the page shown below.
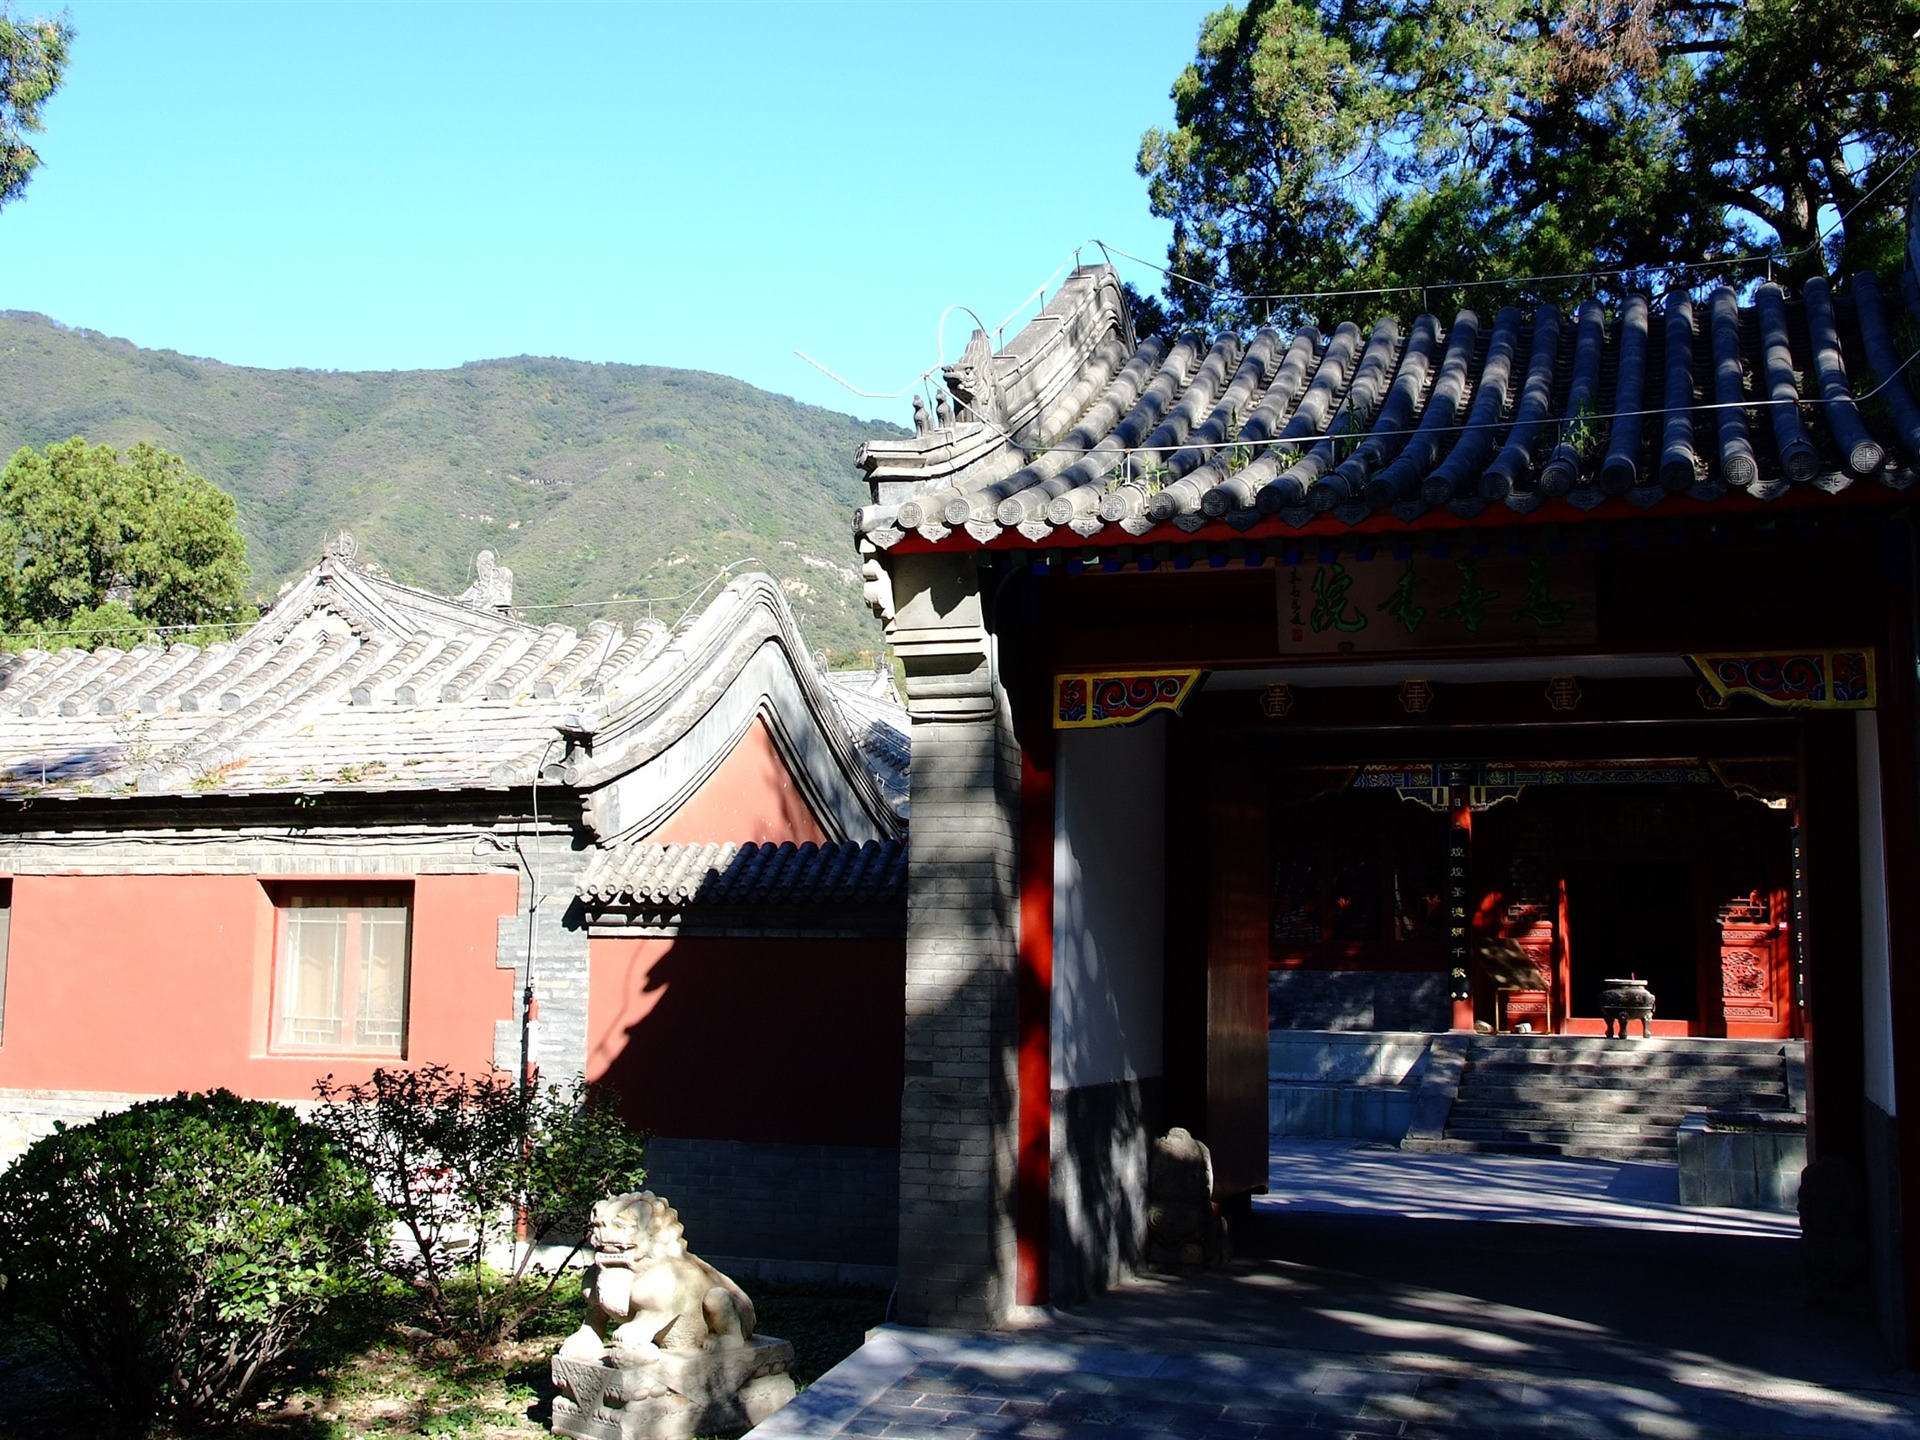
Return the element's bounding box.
[551,1191,795,1440]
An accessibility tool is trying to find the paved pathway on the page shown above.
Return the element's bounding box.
[1254,1139,1796,1237]
[750,1143,1919,1440]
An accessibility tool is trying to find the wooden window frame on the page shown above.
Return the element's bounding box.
[267,883,412,1059]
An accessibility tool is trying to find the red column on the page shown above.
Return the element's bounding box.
[1014,735,1055,1306]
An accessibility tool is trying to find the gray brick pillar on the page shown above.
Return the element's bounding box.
[886,553,1020,1327]
[490,827,593,1084]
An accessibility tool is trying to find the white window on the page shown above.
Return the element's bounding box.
[272,889,410,1056]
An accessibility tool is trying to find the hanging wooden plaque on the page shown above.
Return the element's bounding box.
[1276,552,1595,654]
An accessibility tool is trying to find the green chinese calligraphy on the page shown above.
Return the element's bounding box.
[1377,559,1428,635]
[1310,562,1368,633]
[1437,559,1501,633]
[1513,557,1576,628]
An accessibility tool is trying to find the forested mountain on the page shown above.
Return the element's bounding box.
[0,311,901,663]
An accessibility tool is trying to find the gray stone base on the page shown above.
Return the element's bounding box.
[1864,1100,1905,1359]
[1675,1111,1807,1211]
[1269,1084,1417,1141]
[1268,1032,1432,1142]
[552,1336,795,1440]
[1269,971,1448,1031]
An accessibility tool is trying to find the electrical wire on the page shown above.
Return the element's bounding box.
[1,561,777,644]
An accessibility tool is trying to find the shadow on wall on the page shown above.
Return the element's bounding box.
[1048,1078,1162,1306]
[2,747,124,786]
[589,932,904,1148]
[1047,718,1168,1304]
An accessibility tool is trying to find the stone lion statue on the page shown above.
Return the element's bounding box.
[558,1191,757,1360]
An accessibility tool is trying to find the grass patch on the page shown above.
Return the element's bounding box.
[0,1276,889,1438]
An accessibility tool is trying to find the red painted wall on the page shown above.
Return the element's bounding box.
[652,717,830,846]
[587,934,904,1147]
[0,872,517,1099]
[587,715,902,1144]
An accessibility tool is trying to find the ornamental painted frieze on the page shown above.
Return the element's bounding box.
[1687,650,1876,709]
[1055,671,1203,729]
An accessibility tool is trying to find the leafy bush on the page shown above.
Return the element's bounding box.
[0,1090,386,1437]
[312,1066,648,1346]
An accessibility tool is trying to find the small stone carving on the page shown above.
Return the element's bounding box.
[942,327,1004,428]
[456,550,514,612]
[936,390,955,428]
[552,1192,794,1440]
[912,395,933,434]
[1145,1128,1230,1270]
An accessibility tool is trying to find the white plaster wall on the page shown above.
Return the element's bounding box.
[1859,709,1897,1114]
[1052,716,1167,1089]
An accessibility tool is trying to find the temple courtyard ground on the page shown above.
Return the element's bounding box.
[750,1141,1920,1440]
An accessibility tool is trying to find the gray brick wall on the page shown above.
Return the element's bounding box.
[896,713,1019,1327]
[0,1088,168,1165]
[1269,969,1449,1031]
[643,1137,899,1283]
[488,830,595,1083]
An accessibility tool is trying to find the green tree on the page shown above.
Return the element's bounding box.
[1138,0,1920,328]
[0,4,71,212]
[0,437,257,649]
[0,1091,387,1438]
[312,1066,650,1346]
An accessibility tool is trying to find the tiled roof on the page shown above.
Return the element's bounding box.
[0,550,908,836]
[824,663,910,820]
[854,266,1920,551]
[577,839,907,908]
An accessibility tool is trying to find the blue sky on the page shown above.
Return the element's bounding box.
[1,1,1220,425]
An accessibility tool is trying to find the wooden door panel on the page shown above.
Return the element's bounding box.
[1207,787,1270,1197]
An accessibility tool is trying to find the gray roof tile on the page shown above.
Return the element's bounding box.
[578,838,907,907]
[0,554,909,826]
[857,266,1920,551]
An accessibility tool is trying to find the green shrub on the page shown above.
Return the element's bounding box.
[313,1066,648,1346]
[0,1090,386,1437]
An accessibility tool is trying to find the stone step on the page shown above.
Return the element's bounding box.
[1443,1124,1679,1154]
[1451,1075,1781,1090]
[1443,1121,1689,1144]
[1434,1036,1796,1163]
[1448,1110,1689,1133]
[1465,1058,1785,1076]
[1458,1075,1785,1097]
[1448,1103,1773,1126]
[1454,1087,1787,1110]
[1409,1135,1675,1162]
[1467,1040,1794,1063]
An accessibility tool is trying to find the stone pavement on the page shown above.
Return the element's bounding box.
[1252,1138,1797,1236]
[749,1144,1920,1440]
